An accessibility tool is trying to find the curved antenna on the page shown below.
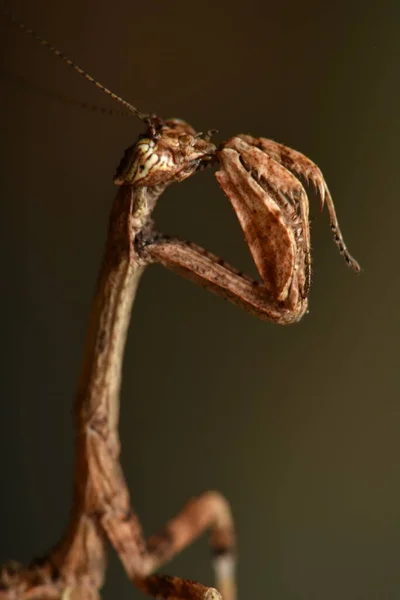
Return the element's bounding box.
[2,66,136,117]
[2,8,150,122]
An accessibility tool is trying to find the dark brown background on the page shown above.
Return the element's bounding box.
[1,1,399,598]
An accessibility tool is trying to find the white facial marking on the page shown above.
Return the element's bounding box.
[132,139,175,182]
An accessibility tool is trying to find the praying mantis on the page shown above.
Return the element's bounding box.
[0,9,360,600]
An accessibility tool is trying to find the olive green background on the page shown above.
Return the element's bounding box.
[1,1,399,598]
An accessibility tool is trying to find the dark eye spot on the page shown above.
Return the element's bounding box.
[140,165,145,170]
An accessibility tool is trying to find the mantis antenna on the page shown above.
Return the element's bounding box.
[2,8,151,123]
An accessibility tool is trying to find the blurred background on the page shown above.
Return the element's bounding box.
[0,1,399,598]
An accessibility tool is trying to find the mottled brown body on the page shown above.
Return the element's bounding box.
[1,9,360,600]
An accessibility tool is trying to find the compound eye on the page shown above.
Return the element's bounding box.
[133,141,160,181]
[114,138,178,186]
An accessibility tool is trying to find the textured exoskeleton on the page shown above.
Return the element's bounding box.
[143,132,359,324]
